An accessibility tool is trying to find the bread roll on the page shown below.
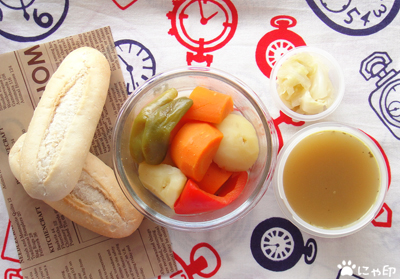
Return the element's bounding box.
[10,134,144,238]
[20,47,111,201]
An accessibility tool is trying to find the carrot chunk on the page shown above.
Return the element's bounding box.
[184,86,234,124]
[197,162,233,194]
[170,122,223,181]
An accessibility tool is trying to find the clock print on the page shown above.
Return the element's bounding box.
[0,0,69,42]
[256,15,306,78]
[115,39,156,95]
[306,0,400,35]
[167,0,238,66]
[361,51,400,140]
[320,0,352,13]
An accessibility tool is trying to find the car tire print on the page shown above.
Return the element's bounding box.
[250,217,317,272]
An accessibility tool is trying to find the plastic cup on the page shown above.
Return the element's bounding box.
[270,46,345,122]
[273,122,389,238]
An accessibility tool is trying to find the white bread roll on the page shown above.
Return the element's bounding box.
[10,134,144,238]
[20,47,111,201]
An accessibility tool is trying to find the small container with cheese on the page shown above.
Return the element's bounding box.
[270,46,345,121]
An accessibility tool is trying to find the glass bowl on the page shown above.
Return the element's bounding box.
[112,66,278,231]
[274,122,389,238]
[270,46,345,122]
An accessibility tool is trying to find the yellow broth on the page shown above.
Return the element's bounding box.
[283,130,380,229]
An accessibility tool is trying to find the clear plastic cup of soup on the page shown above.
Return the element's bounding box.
[274,122,389,238]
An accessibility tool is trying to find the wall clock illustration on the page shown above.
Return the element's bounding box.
[306,0,400,36]
[0,0,69,42]
[256,15,306,78]
[167,0,238,66]
[115,39,156,95]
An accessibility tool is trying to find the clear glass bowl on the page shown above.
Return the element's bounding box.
[112,66,278,231]
[274,122,389,238]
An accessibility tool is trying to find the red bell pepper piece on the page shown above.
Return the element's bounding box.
[174,171,248,214]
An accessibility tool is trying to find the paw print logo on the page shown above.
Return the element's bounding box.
[337,260,356,276]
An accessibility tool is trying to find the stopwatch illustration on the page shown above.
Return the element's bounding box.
[0,0,68,42]
[306,0,400,36]
[115,39,156,95]
[167,0,238,66]
[168,242,221,279]
[250,217,317,272]
[256,15,306,78]
[360,51,400,140]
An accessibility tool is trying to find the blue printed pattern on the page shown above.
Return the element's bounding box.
[306,0,400,35]
[0,0,69,42]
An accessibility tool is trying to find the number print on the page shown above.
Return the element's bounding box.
[374,4,387,17]
[33,9,54,28]
[344,7,361,24]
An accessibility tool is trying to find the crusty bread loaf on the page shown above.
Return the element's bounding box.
[10,134,144,238]
[20,47,111,201]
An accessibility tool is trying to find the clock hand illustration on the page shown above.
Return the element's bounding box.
[117,54,136,94]
[198,0,218,24]
[114,39,156,95]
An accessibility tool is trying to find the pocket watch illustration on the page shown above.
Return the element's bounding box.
[256,15,306,78]
[167,0,238,66]
[115,39,156,95]
[360,51,400,140]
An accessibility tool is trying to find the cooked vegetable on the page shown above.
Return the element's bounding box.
[184,86,234,124]
[170,122,223,181]
[142,97,193,165]
[130,88,178,163]
[174,171,248,214]
[138,162,187,209]
[276,52,333,114]
[213,114,259,172]
[197,162,232,194]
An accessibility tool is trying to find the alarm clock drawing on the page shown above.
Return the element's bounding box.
[115,39,156,95]
[360,51,400,140]
[167,0,238,66]
[255,15,306,78]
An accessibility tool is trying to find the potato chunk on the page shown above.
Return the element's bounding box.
[213,114,259,172]
[138,162,187,208]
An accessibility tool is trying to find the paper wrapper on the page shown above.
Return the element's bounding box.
[0,26,177,279]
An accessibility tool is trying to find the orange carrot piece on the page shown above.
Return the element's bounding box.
[198,162,233,194]
[184,86,234,124]
[170,122,223,181]
[169,117,190,144]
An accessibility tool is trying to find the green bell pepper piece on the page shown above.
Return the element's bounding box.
[129,88,178,163]
[142,97,193,165]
